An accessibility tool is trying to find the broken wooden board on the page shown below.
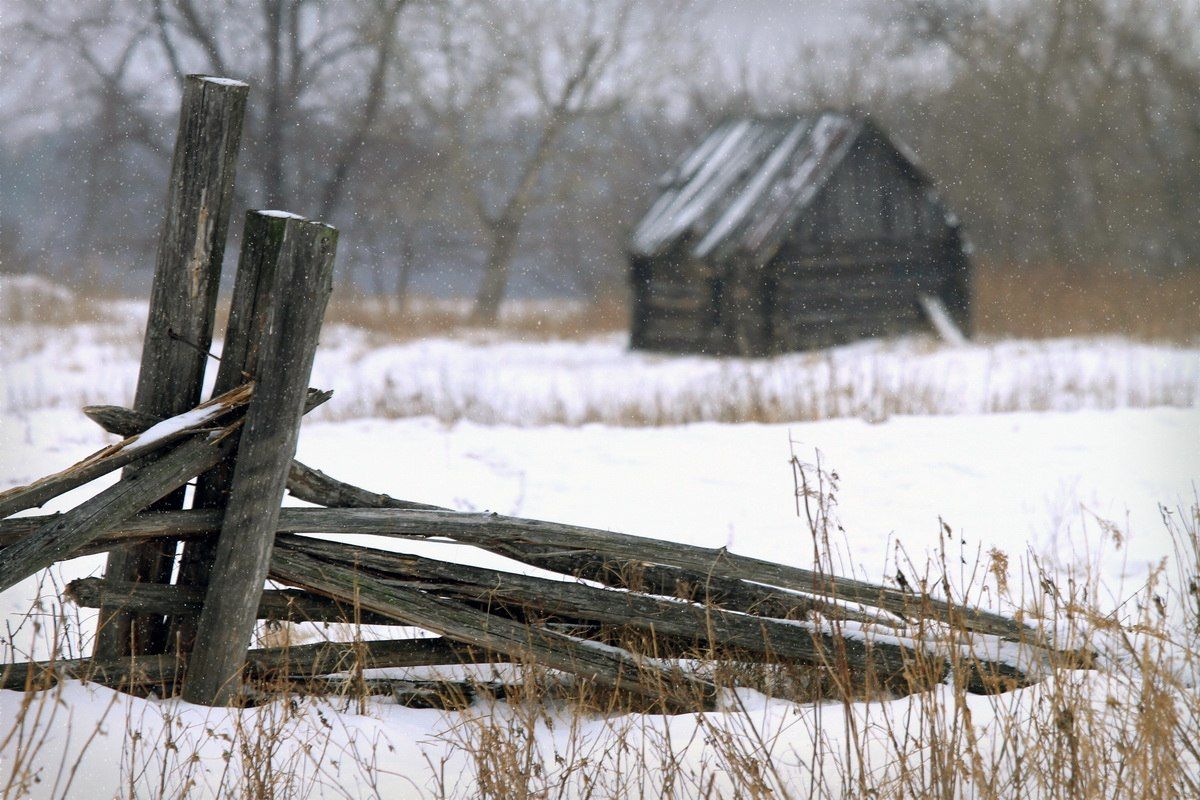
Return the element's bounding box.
[918,293,968,345]
[286,534,1044,692]
[66,577,403,627]
[0,384,253,520]
[0,424,242,594]
[0,506,1045,644]
[81,397,440,512]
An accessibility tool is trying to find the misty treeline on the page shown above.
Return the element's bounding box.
[0,0,1196,323]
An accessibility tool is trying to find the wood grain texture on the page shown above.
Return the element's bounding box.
[79,396,439,513]
[0,425,240,594]
[183,216,337,706]
[0,384,251,520]
[270,543,715,711]
[263,508,1035,642]
[0,511,879,630]
[170,211,295,651]
[277,535,942,687]
[66,577,402,627]
[98,74,248,659]
[2,636,486,692]
[1,506,1036,643]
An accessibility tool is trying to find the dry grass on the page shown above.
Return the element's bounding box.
[973,261,1200,343]
[5,263,1195,345]
[322,293,629,343]
[3,487,1198,799]
[319,264,1200,346]
[418,490,1200,800]
[0,276,121,327]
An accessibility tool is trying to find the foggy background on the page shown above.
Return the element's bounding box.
[0,0,1196,319]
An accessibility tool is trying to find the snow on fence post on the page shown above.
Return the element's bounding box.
[167,209,301,654]
[182,215,337,707]
[95,75,248,660]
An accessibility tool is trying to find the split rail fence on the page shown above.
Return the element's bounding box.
[0,76,1087,710]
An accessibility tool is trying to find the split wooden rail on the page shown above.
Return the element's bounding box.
[0,76,1086,710]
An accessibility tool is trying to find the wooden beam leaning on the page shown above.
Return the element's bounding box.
[0,423,242,594]
[171,210,326,652]
[80,400,439,512]
[97,74,248,660]
[83,390,331,442]
[0,513,225,552]
[66,577,403,627]
[278,536,926,680]
[183,215,337,706]
[291,509,1035,643]
[2,637,488,692]
[0,506,1037,642]
[285,461,445,511]
[0,384,252,520]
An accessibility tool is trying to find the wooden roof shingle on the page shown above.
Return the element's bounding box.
[631,112,923,265]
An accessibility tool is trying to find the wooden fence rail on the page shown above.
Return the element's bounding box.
[184,215,337,705]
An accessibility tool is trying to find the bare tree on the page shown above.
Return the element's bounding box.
[882,0,1200,271]
[412,0,676,324]
[11,0,411,221]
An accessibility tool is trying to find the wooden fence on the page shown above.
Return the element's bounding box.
[0,76,1088,709]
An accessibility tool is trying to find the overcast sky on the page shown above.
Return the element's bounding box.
[701,0,881,63]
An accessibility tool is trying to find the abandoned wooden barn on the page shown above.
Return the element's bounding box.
[628,112,972,355]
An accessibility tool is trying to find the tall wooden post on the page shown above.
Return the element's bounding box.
[167,210,296,653]
[95,75,248,660]
[182,215,337,706]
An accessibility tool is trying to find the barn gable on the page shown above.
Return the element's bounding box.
[628,112,972,356]
[790,124,948,249]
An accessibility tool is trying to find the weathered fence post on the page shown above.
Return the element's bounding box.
[182,215,337,706]
[167,210,299,653]
[95,75,248,660]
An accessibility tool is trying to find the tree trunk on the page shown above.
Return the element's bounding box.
[470,224,520,325]
[393,226,416,313]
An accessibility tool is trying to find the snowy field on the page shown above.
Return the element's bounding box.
[4,318,1199,427]
[1,279,1198,798]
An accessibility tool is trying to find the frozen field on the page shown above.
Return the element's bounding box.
[3,320,1199,426]
[2,403,1197,798]
[1,283,1198,798]
[1,279,1197,426]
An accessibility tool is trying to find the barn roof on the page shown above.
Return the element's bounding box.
[630,112,927,263]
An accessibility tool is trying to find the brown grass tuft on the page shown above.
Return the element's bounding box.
[322,293,628,343]
[973,261,1200,343]
[323,263,1200,346]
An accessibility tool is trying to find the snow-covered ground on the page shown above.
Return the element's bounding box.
[1,283,1198,798]
[2,278,1196,426]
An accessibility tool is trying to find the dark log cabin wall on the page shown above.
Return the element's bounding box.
[766,125,971,352]
[628,115,972,356]
[630,243,724,352]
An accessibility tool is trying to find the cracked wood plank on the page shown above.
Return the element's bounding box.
[97,75,248,659]
[182,216,337,706]
[0,384,252,519]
